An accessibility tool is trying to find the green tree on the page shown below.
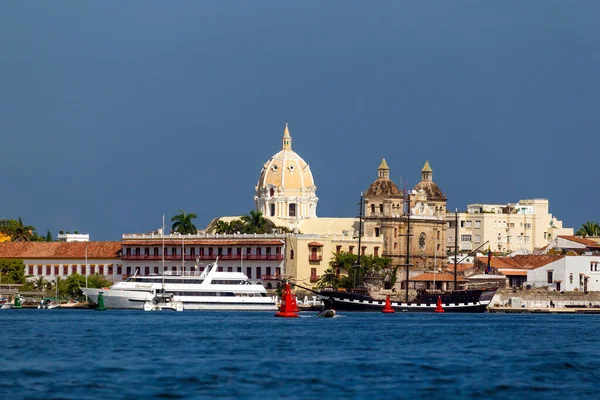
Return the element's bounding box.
[64,274,86,298]
[319,251,392,289]
[7,217,36,242]
[213,220,231,234]
[33,276,50,292]
[46,230,53,242]
[0,258,26,284]
[576,221,600,238]
[171,210,198,234]
[241,210,270,233]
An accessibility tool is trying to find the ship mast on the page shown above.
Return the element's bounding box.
[162,215,165,292]
[355,193,364,289]
[454,210,458,290]
[405,195,411,303]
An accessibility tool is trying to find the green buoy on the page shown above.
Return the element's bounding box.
[13,295,22,309]
[94,291,107,311]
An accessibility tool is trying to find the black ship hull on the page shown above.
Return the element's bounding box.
[317,288,497,313]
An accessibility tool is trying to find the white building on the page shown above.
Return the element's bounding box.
[527,255,600,292]
[57,233,90,242]
[447,199,573,254]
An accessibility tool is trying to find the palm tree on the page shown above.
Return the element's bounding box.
[33,276,49,292]
[8,217,36,242]
[241,210,269,233]
[576,221,600,238]
[213,220,231,234]
[171,210,198,234]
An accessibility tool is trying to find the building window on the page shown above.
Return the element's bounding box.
[172,247,177,256]
[547,270,553,284]
[135,248,140,256]
[361,246,366,255]
[28,266,34,275]
[349,246,354,254]
[145,247,149,256]
[474,235,481,243]
[228,266,233,272]
[466,221,472,228]
[99,266,104,275]
[336,245,342,254]
[371,204,375,214]
[379,204,384,213]
[63,266,68,275]
[394,242,398,250]
[154,248,159,256]
[117,266,122,274]
[419,233,426,250]
[154,267,159,274]
[72,266,77,274]
[437,231,440,240]
[144,267,149,275]
[374,247,379,257]
[375,227,380,237]
[256,267,261,279]
[460,234,472,242]
[290,250,294,260]
[524,223,531,229]
[475,220,481,228]
[289,203,296,217]
[246,267,252,279]
[270,204,275,216]
[394,228,398,238]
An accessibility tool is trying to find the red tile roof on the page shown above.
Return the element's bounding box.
[307,242,324,247]
[410,273,467,282]
[558,236,600,247]
[475,254,564,270]
[0,242,122,259]
[444,263,473,272]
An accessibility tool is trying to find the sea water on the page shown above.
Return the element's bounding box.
[1,310,599,399]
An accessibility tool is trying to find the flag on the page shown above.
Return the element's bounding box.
[486,249,492,274]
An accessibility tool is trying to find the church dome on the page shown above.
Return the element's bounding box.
[365,158,401,197]
[255,124,315,191]
[254,124,318,221]
[413,161,446,200]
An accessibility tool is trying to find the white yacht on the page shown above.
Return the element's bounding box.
[80,260,277,311]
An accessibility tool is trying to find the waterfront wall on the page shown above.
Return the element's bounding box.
[491,288,600,308]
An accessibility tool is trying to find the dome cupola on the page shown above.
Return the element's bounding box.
[254,124,318,222]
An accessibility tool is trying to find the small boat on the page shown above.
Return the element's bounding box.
[143,293,184,312]
[316,309,336,318]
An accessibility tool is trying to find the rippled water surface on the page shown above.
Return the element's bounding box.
[1,310,599,399]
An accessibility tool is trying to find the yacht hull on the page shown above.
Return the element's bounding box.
[81,288,277,311]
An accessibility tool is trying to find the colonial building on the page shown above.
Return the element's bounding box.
[446,199,573,255]
[363,160,448,276]
[0,242,122,281]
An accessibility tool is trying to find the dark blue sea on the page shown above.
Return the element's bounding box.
[1,310,599,400]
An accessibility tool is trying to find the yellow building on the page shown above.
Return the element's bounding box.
[0,233,10,243]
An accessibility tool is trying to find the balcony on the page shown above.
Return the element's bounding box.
[309,275,320,283]
[121,254,283,261]
[309,255,323,262]
[262,274,283,280]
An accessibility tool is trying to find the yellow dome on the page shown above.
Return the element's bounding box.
[255,124,315,191]
[255,124,318,221]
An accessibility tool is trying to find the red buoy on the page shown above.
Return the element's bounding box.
[291,292,300,313]
[434,296,445,313]
[275,283,299,318]
[382,294,395,313]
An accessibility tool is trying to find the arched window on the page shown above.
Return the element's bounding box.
[269,188,275,197]
[393,242,398,250]
[371,204,375,214]
[379,204,384,213]
[419,233,426,250]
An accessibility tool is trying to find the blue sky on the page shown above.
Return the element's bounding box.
[1,2,599,240]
